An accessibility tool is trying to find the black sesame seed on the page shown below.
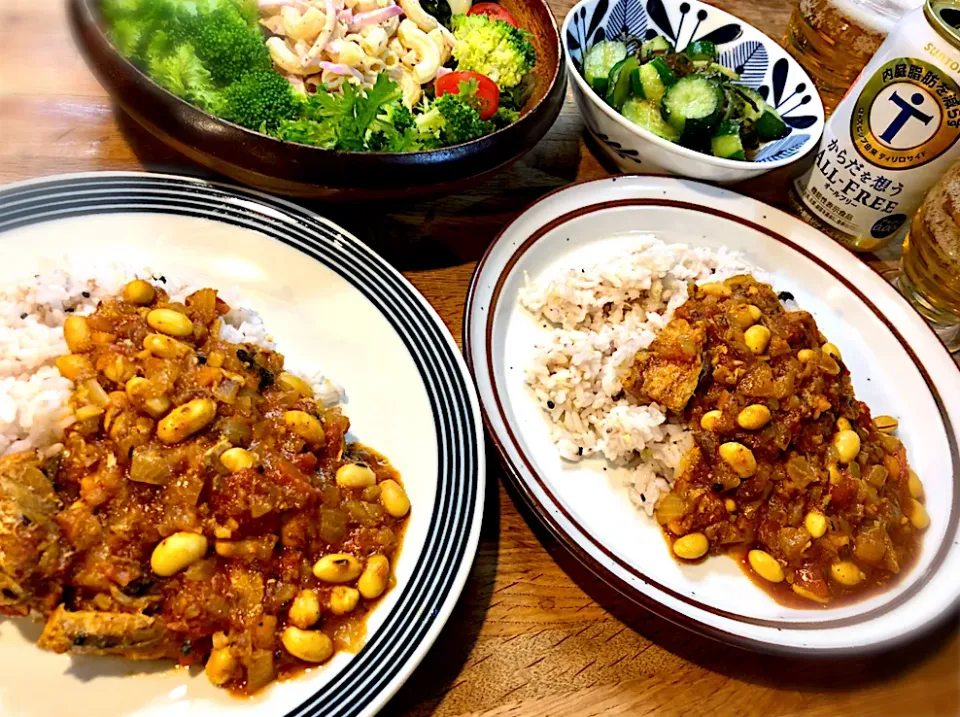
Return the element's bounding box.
[81,291,91,298]
[640,493,646,502]
[64,307,74,313]
[778,291,795,302]
[19,312,27,320]
[577,447,583,456]
[159,276,167,284]
[546,400,555,409]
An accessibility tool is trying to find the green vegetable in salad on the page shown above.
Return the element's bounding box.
[278,74,416,152]
[221,70,299,131]
[451,14,536,90]
[662,75,724,138]
[583,40,627,95]
[755,109,789,142]
[179,4,271,84]
[711,120,746,160]
[684,40,717,62]
[146,43,223,113]
[366,103,420,153]
[636,62,667,106]
[621,98,680,142]
[416,79,496,147]
[605,56,639,111]
[101,0,536,153]
[640,35,673,60]
[581,35,793,162]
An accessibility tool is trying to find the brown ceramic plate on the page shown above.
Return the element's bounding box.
[463,175,960,655]
[68,0,566,199]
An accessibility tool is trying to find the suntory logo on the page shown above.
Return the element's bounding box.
[850,58,960,169]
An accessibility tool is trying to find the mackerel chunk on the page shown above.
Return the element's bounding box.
[624,318,707,413]
[0,452,67,618]
[38,605,179,660]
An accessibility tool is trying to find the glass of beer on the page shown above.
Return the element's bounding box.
[783,0,923,114]
[896,160,960,352]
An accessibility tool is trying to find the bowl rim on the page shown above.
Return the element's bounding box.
[560,0,826,172]
[74,0,565,161]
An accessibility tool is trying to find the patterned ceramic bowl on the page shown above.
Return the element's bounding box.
[562,0,826,182]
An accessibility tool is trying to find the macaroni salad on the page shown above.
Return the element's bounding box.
[102,0,538,152]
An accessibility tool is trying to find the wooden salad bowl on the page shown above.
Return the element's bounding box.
[68,0,566,200]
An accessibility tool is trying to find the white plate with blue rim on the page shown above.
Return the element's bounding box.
[464,175,960,655]
[0,172,484,716]
[562,0,826,182]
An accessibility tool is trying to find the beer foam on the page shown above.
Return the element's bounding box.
[828,0,923,34]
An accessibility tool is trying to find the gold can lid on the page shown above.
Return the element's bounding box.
[926,0,960,50]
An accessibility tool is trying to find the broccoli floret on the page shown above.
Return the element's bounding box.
[180,5,271,85]
[490,105,519,129]
[104,0,270,85]
[367,102,422,152]
[221,70,300,131]
[378,102,416,134]
[451,13,536,89]
[415,92,492,148]
[148,43,224,113]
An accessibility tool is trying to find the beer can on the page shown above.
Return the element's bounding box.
[790,0,960,252]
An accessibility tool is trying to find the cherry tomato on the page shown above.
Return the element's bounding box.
[435,70,500,120]
[467,2,519,27]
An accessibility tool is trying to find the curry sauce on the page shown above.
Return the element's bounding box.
[633,276,927,606]
[0,279,410,693]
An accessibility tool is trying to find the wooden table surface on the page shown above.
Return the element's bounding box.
[1,1,958,715]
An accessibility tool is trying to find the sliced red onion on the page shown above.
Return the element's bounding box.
[348,5,404,31]
[317,61,365,83]
[284,73,307,93]
[436,66,452,78]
